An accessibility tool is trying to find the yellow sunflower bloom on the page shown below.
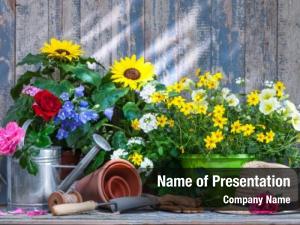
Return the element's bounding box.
[131,119,140,131]
[41,38,83,61]
[129,152,143,166]
[111,55,155,90]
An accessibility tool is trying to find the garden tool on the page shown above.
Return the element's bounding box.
[51,196,158,215]
[57,134,111,192]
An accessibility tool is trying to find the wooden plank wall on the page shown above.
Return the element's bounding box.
[0,0,300,203]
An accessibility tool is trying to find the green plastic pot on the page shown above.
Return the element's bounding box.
[180,154,255,169]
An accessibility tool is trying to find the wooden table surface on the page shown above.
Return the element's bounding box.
[1,209,300,225]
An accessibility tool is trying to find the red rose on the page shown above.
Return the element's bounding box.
[32,90,62,121]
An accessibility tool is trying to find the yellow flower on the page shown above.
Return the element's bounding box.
[259,88,276,101]
[168,119,175,128]
[212,116,228,129]
[192,89,206,102]
[195,68,201,76]
[194,104,208,115]
[180,102,194,116]
[242,124,255,136]
[111,55,154,90]
[274,81,286,92]
[256,133,265,143]
[265,130,275,143]
[41,38,83,61]
[213,72,223,81]
[211,130,224,142]
[197,76,207,87]
[204,135,217,150]
[247,91,260,106]
[129,152,143,166]
[213,105,225,116]
[169,96,186,108]
[231,120,242,134]
[151,92,167,103]
[206,79,219,89]
[156,115,168,127]
[131,119,140,131]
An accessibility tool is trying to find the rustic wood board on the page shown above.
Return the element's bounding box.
[1,210,300,225]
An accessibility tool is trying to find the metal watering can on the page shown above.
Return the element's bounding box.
[6,120,111,210]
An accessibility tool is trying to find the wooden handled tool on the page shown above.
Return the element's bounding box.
[51,196,158,216]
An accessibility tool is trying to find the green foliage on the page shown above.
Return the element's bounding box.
[17,53,46,66]
[92,83,129,111]
[33,78,74,97]
[85,151,106,175]
[122,102,141,120]
[112,131,128,149]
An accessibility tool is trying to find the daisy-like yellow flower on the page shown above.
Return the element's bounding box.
[247,91,260,106]
[211,130,224,142]
[204,135,217,150]
[194,104,208,115]
[173,82,184,93]
[231,120,242,134]
[206,78,219,90]
[180,102,194,116]
[111,55,154,90]
[197,76,207,87]
[195,68,201,76]
[213,72,223,81]
[265,130,275,143]
[256,133,265,143]
[212,116,228,129]
[156,115,168,127]
[242,124,255,136]
[131,119,140,131]
[168,119,175,128]
[41,38,83,61]
[213,105,225,116]
[151,92,167,103]
[168,96,186,108]
[128,152,143,166]
[274,81,286,92]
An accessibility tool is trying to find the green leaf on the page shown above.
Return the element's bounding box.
[112,131,128,149]
[35,135,52,148]
[43,124,56,135]
[66,123,91,148]
[158,147,164,156]
[10,71,41,100]
[61,64,102,86]
[34,78,73,97]
[19,154,27,169]
[85,151,106,174]
[92,83,129,111]
[122,102,141,120]
[79,57,106,70]
[27,160,38,175]
[17,54,45,66]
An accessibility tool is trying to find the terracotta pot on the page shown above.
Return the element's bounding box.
[75,159,142,202]
[60,150,81,179]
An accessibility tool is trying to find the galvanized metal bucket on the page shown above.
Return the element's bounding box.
[7,147,61,209]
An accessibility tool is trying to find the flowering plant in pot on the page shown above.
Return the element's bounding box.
[122,69,300,169]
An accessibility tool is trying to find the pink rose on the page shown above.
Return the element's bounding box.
[22,85,42,97]
[0,122,25,156]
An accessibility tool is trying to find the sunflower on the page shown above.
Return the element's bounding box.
[41,38,83,61]
[111,55,155,90]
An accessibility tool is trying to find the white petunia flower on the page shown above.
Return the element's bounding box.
[259,97,280,115]
[225,94,239,107]
[182,78,195,89]
[110,149,128,160]
[139,113,158,133]
[139,157,154,176]
[127,137,145,146]
[259,88,276,102]
[192,89,206,102]
[291,112,300,131]
[139,82,156,103]
[221,88,231,99]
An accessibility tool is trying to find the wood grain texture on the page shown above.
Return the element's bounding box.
[278,0,300,105]
[1,210,300,225]
[212,0,245,91]
[245,0,278,93]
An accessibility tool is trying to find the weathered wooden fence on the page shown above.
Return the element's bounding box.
[0,0,300,202]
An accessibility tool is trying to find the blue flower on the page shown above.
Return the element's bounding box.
[104,107,114,121]
[79,100,89,108]
[79,110,99,124]
[56,128,69,140]
[62,101,74,111]
[60,92,70,101]
[75,85,85,98]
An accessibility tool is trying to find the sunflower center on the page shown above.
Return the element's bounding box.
[55,49,71,55]
[124,68,141,80]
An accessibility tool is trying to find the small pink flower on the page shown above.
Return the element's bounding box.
[0,122,25,156]
[22,85,42,97]
[26,210,47,216]
[249,193,279,215]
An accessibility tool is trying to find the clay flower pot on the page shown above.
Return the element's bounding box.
[75,159,142,202]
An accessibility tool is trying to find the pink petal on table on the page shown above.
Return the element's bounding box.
[0,210,8,216]
[8,208,25,215]
[26,210,48,217]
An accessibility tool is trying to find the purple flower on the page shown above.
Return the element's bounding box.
[56,129,69,140]
[79,100,89,108]
[22,85,42,97]
[104,107,114,121]
[60,92,70,101]
[75,85,84,98]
